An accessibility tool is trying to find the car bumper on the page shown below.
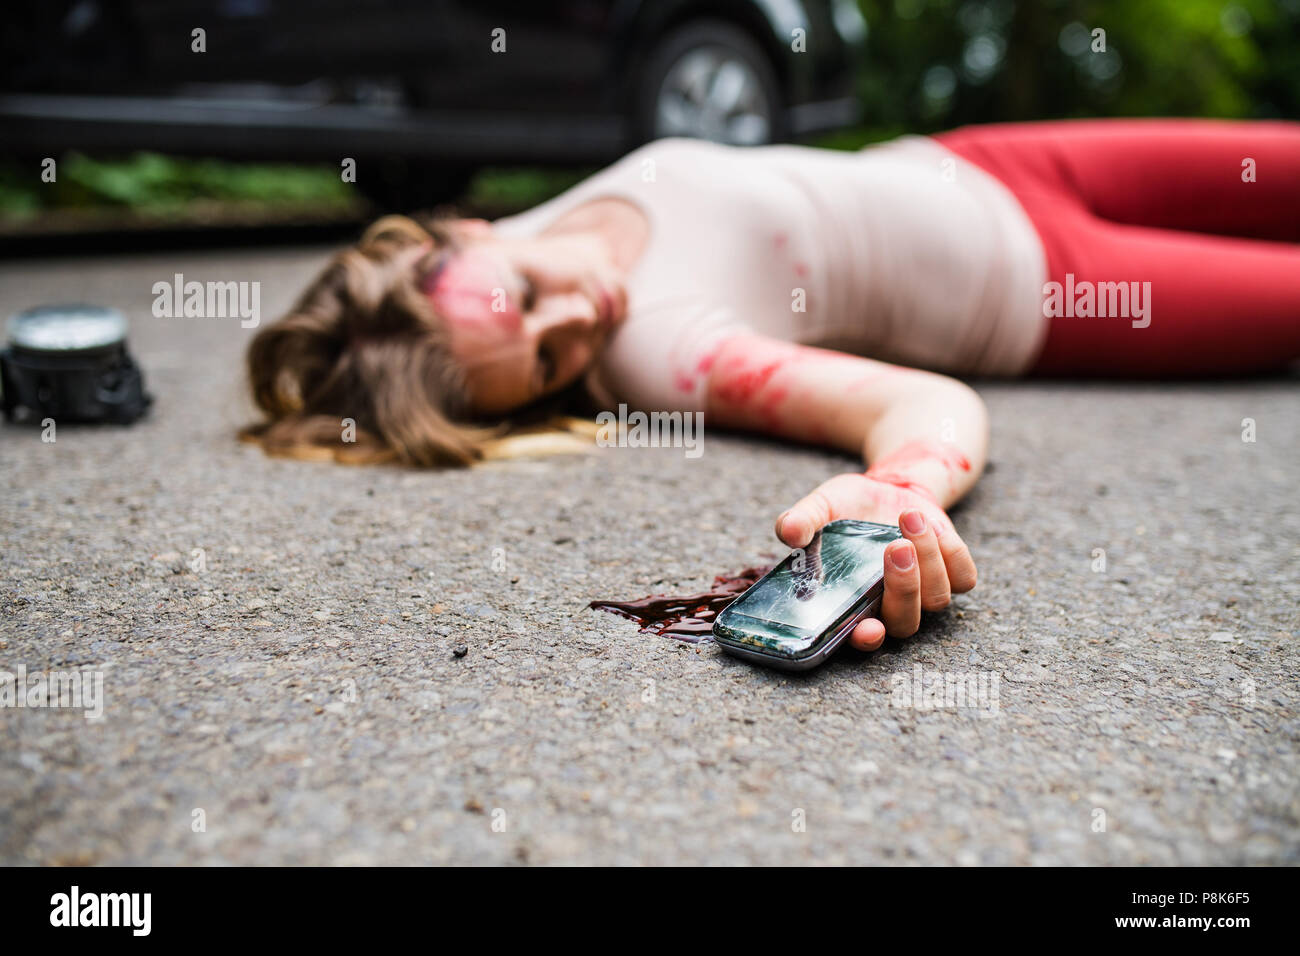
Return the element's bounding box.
[0,93,627,164]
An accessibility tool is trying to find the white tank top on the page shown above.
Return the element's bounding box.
[492,136,1048,413]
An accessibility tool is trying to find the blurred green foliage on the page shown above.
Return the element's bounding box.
[854,0,1300,134]
[62,152,353,207]
[0,152,354,220]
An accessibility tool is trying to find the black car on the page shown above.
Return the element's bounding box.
[1,0,867,208]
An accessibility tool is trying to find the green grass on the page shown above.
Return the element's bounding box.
[0,152,356,222]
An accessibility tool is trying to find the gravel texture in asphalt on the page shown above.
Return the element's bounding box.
[2,247,1297,864]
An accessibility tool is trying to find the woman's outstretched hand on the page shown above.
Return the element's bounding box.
[774,473,978,651]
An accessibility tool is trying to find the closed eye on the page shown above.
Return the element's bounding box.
[417,250,451,294]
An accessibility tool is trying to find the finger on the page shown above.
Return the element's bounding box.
[900,510,951,611]
[880,540,922,638]
[849,617,887,652]
[775,488,834,549]
[936,527,978,593]
[775,473,879,548]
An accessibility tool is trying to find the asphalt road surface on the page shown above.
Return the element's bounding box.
[2,246,1296,864]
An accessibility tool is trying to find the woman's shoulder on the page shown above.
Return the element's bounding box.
[623,136,736,162]
[609,138,757,195]
[494,138,750,239]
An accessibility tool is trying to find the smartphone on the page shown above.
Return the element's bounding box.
[712,519,902,671]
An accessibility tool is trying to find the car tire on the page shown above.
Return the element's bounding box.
[634,18,785,147]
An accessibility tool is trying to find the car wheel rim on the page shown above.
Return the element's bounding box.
[655,47,771,145]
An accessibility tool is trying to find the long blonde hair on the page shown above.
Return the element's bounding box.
[242,215,496,466]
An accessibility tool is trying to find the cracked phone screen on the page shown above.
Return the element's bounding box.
[726,522,900,631]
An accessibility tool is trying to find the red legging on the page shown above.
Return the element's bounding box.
[933,120,1300,377]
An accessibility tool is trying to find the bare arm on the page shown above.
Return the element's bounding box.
[705,333,982,647]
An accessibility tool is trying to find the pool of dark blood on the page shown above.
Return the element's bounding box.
[588,566,772,643]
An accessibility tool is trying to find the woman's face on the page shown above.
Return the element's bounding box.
[420,226,628,414]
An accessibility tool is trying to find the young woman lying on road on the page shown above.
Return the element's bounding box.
[245,119,1300,651]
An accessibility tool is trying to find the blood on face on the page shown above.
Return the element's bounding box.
[424,250,524,337]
